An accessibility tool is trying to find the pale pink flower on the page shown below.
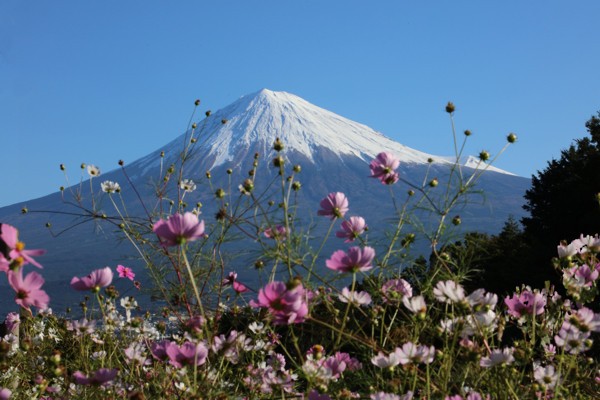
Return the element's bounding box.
[371,350,402,369]
[308,390,332,400]
[504,290,546,318]
[116,264,135,281]
[0,388,11,400]
[336,216,367,242]
[3,312,20,335]
[124,342,151,366]
[370,152,400,185]
[250,281,308,325]
[396,342,435,365]
[371,393,401,400]
[403,295,427,315]
[165,341,208,368]
[480,347,515,367]
[263,225,288,240]
[557,239,583,258]
[222,271,248,293]
[338,287,372,306]
[433,280,466,304]
[318,192,349,219]
[326,246,375,273]
[565,307,600,333]
[0,223,45,269]
[533,364,560,389]
[382,278,413,304]
[70,267,113,292]
[72,368,117,386]
[66,318,96,336]
[7,269,49,310]
[153,212,206,247]
[554,323,591,354]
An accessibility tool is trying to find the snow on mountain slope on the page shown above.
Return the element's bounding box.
[132,88,515,176]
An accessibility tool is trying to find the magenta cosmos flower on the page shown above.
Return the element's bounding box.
[153,212,206,247]
[7,269,49,310]
[251,281,308,325]
[504,290,546,318]
[0,223,45,269]
[336,216,367,243]
[326,246,375,273]
[72,368,118,386]
[317,192,349,219]
[70,267,113,292]
[370,152,400,185]
[116,264,135,281]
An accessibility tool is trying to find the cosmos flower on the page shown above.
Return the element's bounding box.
[100,180,120,193]
[338,287,372,306]
[433,280,466,304]
[504,289,546,318]
[479,347,515,368]
[70,267,113,292]
[72,368,118,386]
[179,179,197,192]
[7,269,49,311]
[250,281,308,325]
[165,341,209,368]
[336,216,367,242]
[317,192,349,219]
[0,223,46,269]
[86,164,101,177]
[263,225,288,240]
[326,246,375,273]
[369,152,400,184]
[381,278,413,304]
[153,212,206,247]
[116,264,135,281]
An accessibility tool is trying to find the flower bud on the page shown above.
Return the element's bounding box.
[60,163,65,171]
[273,138,284,152]
[21,207,28,214]
[191,123,197,129]
[227,168,232,175]
[293,165,301,173]
[429,178,438,187]
[80,163,86,169]
[205,110,211,117]
[408,190,415,196]
[215,188,225,198]
[254,260,264,269]
[273,156,284,167]
[464,129,472,137]
[206,171,211,179]
[118,159,124,166]
[194,99,200,106]
[292,181,301,191]
[445,101,455,114]
[221,119,228,124]
[452,216,461,226]
[191,138,197,143]
[507,133,517,143]
[479,151,490,162]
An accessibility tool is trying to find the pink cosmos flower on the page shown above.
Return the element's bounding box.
[3,312,20,335]
[149,340,171,361]
[326,246,375,273]
[153,212,206,247]
[251,281,308,325]
[504,289,546,318]
[381,278,413,304]
[263,225,288,240]
[70,267,113,292]
[116,264,135,281]
[318,192,349,219]
[0,388,11,400]
[222,271,249,293]
[0,223,45,269]
[336,216,367,242]
[165,341,208,368]
[371,349,402,369]
[72,368,118,386]
[7,269,49,310]
[370,152,400,185]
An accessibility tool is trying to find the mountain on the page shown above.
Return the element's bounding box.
[0,89,531,315]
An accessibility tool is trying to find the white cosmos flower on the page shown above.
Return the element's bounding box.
[87,164,101,177]
[433,280,466,304]
[338,287,372,306]
[403,295,427,315]
[180,179,196,192]
[101,180,120,193]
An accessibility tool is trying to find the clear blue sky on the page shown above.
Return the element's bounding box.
[1,1,599,208]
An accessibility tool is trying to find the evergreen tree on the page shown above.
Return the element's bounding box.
[521,111,600,285]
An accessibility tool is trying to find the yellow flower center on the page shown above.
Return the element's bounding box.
[16,241,25,252]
